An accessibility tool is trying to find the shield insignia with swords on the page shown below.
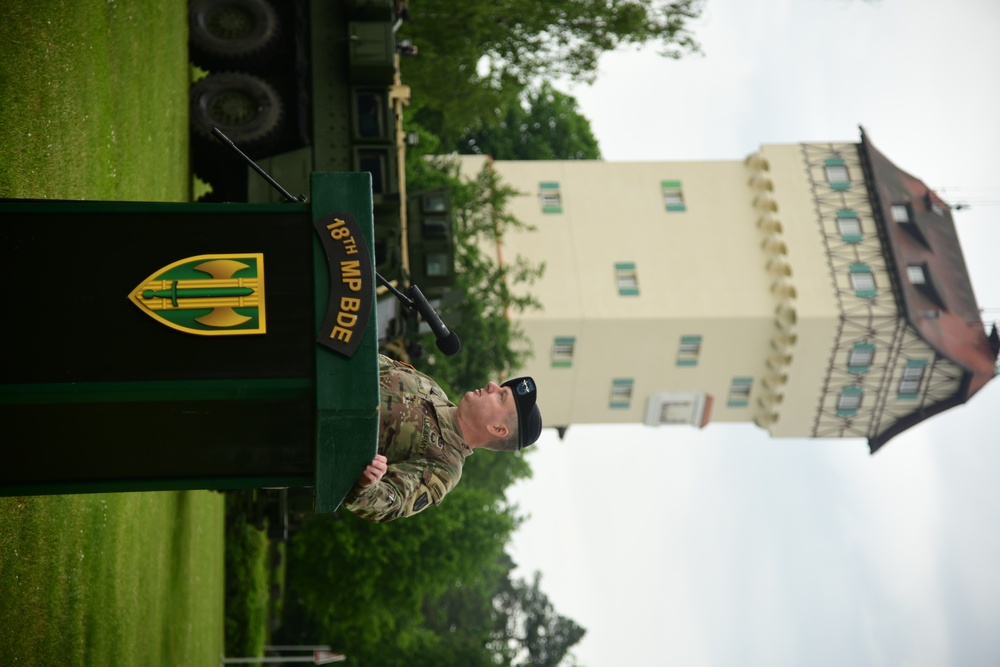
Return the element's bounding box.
[128,254,266,335]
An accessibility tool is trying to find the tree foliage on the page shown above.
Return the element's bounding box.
[281,498,584,666]
[459,83,601,160]
[281,474,523,666]
[495,572,588,667]
[399,0,704,145]
[279,447,577,666]
[408,157,545,394]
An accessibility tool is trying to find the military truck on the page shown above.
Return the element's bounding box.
[188,0,454,298]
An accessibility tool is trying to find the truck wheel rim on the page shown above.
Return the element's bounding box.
[207,89,261,126]
[204,6,255,40]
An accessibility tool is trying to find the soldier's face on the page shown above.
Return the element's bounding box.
[458,381,515,431]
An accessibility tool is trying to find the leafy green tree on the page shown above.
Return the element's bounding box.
[460,82,601,160]
[422,161,544,392]
[417,553,518,667]
[417,159,545,393]
[399,0,704,144]
[494,572,587,667]
[281,475,524,666]
[402,138,545,394]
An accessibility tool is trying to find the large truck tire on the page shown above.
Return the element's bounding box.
[189,0,280,69]
[190,71,285,149]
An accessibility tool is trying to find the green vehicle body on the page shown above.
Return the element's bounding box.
[189,0,454,297]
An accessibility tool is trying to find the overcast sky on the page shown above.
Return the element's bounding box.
[505,0,1000,665]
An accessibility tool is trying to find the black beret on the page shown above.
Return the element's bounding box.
[502,376,542,449]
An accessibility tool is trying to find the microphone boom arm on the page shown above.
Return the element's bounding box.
[376,273,414,310]
[208,127,462,356]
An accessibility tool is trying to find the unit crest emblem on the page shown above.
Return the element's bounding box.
[128,254,266,335]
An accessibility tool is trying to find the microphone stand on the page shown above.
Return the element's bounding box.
[209,127,461,355]
[210,128,307,204]
[375,272,411,305]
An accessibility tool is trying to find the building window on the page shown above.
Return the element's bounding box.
[849,263,877,298]
[676,335,702,367]
[907,264,926,285]
[425,253,449,277]
[644,391,710,427]
[609,378,634,409]
[847,342,875,373]
[837,386,863,415]
[661,180,686,212]
[891,203,912,223]
[422,192,447,214]
[824,158,850,190]
[727,377,753,408]
[422,218,449,239]
[354,89,388,139]
[615,262,639,296]
[926,193,945,216]
[357,148,390,193]
[836,209,863,243]
[898,359,928,398]
[540,182,562,213]
[892,201,930,246]
[552,336,576,368]
[660,400,695,424]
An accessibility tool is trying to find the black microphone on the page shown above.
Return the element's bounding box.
[407,284,461,355]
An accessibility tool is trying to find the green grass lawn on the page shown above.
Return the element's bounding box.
[0,1,227,665]
[0,0,189,201]
[0,493,224,666]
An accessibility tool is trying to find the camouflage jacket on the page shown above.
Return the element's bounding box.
[342,355,471,522]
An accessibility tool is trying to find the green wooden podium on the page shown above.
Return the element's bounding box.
[0,173,379,512]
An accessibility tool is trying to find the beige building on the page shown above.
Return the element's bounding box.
[456,129,998,453]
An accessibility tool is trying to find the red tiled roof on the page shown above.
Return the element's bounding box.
[858,129,997,451]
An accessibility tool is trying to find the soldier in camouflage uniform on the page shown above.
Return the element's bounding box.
[342,354,542,522]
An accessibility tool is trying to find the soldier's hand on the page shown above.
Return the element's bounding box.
[357,454,388,488]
